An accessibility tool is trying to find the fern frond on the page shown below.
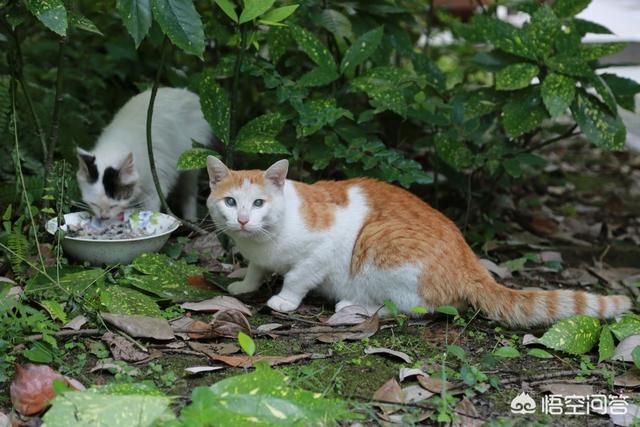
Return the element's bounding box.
[7,231,29,281]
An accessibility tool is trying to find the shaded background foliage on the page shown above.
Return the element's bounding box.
[1,0,639,240]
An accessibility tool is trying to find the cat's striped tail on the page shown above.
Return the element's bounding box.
[466,266,632,327]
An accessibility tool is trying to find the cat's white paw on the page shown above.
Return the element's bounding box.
[267,294,299,312]
[227,281,258,295]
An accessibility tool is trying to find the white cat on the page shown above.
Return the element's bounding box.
[205,156,631,327]
[77,88,212,220]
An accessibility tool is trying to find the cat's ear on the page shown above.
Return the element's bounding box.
[207,156,230,190]
[76,147,97,182]
[264,159,288,188]
[118,152,138,185]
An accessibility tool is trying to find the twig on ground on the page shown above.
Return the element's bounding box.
[500,369,594,386]
[270,311,323,326]
[26,329,101,341]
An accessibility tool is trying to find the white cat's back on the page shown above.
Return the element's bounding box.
[93,88,212,190]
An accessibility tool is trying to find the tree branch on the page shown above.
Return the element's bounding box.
[227,25,248,168]
[44,37,67,175]
[145,38,207,236]
[2,23,48,161]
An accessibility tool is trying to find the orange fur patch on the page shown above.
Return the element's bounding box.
[212,170,264,198]
[574,291,586,315]
[546,291,558,319]
[598,295,606,318]
[293,181,349,230]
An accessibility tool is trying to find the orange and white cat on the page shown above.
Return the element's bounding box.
[206,157,632,327]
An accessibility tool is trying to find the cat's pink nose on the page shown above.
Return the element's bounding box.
[237,217,249,226]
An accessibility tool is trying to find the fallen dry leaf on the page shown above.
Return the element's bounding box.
[101,313,174,340]
[324,305,370,326]
[539,383,593,396]
[402,385,433,403]
[198,350,312,368]
[399,367,428,383]
[101,332,148,362]
[417,375,463,395]
[189,341,240,355]
[63,315,88,331]
[316,313,379,343]
[184,366,225,374]
[479,259,512,280]
[609,402,640,426]
[181,296,251,316]
[255,323,283,332]
[185,319,210,340]
[614,369,640,387]
[364,346,412,364]
[373,378,404,404]
[10,364,85,415]
[538,251,563,263]
[522,334,539,346]
[613,335,640,362]
[453,397,482,427]
[210,309,251,338]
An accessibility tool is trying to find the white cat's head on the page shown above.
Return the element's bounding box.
[206,156,288,240]
[76,148,139,220]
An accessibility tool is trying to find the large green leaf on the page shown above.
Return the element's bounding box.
[199,70,230,145]
[239,0,275,24]
[435,131,473,170]
[495,63,539,91]
[290,25,336,70]
[69,13,103,35]
[541,73,576,117]
[472,15,536,60]
[126,253,216,302]
[340,26,384,74]
[177,148,219,170]
[590,73,617,113]
[319,9,352,39]
[260,5,298,24]
[412,54,446,92]
[552,0,590,18]
[571,92,626,150]
[502,87,548,138]
[601,73,640,111]
[524,5,560,59]
[151,0,205,57]
[546,55,592,77]
[116,0,152,47]
[100,286,162,317]
[268,26,291,64]
[295,98,353,137]
[23,0,68,36]
[179,363,354,426]
[460,89,502,120]
[598,325,615,362]
[236,113,289,154]
[579,42,627,61]
[214,0,238,23]
[609,314,640,341]
[350,67,411,117]
[42,390,172,426]
[538,315,601,355]
[297,66,339,87]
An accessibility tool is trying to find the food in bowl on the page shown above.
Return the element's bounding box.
[65,211,161,240]
[46,210,180,265]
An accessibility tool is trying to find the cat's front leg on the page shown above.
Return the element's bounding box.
[227,262,265,295]
[267,262,325,312]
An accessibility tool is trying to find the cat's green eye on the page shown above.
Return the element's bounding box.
[224,197,236,207]
[253,199,264,207]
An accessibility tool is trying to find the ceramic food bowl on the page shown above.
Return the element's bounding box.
[46,210,180,265]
